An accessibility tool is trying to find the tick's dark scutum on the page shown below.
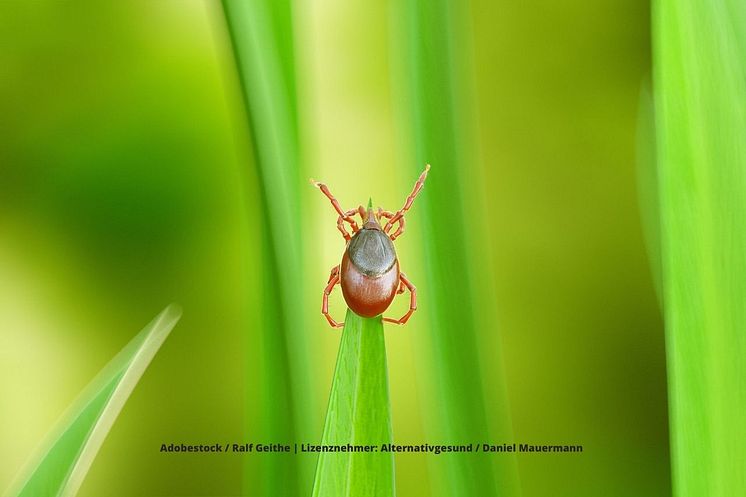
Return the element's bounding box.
[347,228,397,276]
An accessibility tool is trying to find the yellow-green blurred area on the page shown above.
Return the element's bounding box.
[0,1,667,497]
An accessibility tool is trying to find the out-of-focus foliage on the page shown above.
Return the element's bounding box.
[653,1,746,496]
[0,1,668,496]
[8,306,180,497]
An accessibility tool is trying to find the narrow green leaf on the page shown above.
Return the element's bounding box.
[653,0,746,495]
[219,0,316,493]
[5,305,181,497]
[394,0,518,495]
[312,310,395,497]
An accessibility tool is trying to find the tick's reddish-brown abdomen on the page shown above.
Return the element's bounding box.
[340,226,400,317]
[341,253,399,317]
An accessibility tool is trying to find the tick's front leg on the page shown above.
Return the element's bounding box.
[311,179,360,239]
[383,165,430,236]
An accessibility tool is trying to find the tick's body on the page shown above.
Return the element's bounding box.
[313,166,429,328]
[342,218,400,317]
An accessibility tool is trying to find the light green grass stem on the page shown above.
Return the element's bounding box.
[654,0,746,495]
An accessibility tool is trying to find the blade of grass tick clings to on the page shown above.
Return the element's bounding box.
[392,0,518,496]
[3,305,181,497]
[312,311,395,497]
[653,0,746,496]
[219,0,316,494]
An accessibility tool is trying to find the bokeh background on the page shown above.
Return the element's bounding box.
[0,1,668,496]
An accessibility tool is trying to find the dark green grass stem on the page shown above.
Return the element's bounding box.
[312,310,395,497]
[654,0,746,495]
[220,1,316,494]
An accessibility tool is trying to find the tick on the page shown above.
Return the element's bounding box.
[311,165,430,328]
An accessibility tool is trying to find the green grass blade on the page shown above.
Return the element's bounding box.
[4,305,181,497]
[653,1,746,495]
[219,0,316,493]
[394,0,517,495]
[312,310,395,497]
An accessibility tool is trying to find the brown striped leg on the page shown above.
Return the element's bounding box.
[383,273,417,325]
[322,266,343,328]
[311,179,360,240]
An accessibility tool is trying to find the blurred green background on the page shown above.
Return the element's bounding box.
[0,1,668,496]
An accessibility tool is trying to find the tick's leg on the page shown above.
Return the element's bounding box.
[378,208,394,221]
[311,179,360,235]
[336,206,366,241]
[378,208,405,240]
[389,216,406,241]
[336,216,351,241]
[383,165,430,236]
[383,273,417,325]
[336,209,357,241]
[327,265,340,283]
[322,265,344,328]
